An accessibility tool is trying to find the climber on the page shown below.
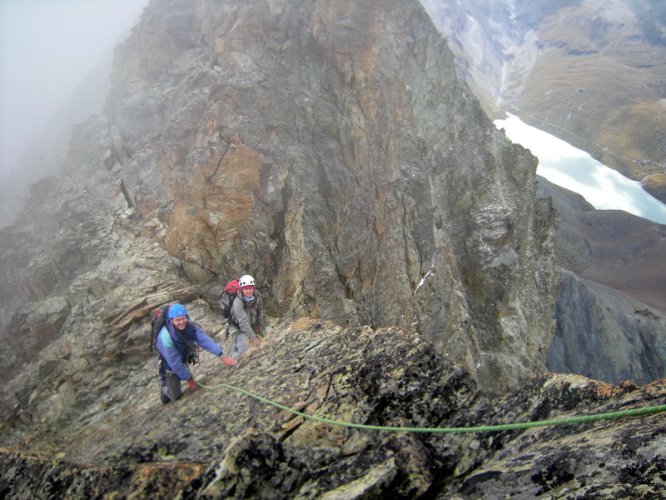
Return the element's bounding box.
[155,303,236,404]
[228,274,265,360]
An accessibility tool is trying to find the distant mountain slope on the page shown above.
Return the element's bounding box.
[0,51,114,227]
[518,0,666,185]
[423,0,666,384]
[421,0,666,200]
[538,176,665,313]
[538,177,665,384]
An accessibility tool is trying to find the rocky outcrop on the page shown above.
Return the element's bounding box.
[108,0,558,390]
[0,0,661,496]
[0,0,558,393]
[1,318,664,498]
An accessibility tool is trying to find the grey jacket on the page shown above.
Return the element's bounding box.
[230,290,265,339]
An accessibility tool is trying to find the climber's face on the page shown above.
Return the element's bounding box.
[171,315,188,331]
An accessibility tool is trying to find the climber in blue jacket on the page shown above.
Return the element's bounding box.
[155,303,236,403]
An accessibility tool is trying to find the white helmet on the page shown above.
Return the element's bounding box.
[239,274,256,287]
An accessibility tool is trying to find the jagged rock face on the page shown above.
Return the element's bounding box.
[1,319,664,498]
[0,2,560,477]
[0,2,659,495]
[98,0,558,390]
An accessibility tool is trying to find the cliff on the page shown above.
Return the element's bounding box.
[1,0,557,392]
[2,318,664,498]
[3,0,661,497]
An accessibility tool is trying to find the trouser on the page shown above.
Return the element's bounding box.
[158,358,182,403]
[228,323,249,360]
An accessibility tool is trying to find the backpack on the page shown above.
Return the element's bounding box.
[150,304,171,352]
[219,279,240,320]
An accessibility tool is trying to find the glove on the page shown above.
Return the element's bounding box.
[222,355,237,367]
[187,379,199,391]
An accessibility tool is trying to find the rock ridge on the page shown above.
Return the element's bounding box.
[0,0,558,393]
[1,318,663,498]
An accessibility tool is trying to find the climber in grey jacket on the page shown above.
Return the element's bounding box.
[228,274,265,360]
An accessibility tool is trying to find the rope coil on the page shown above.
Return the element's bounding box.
[200,382,666,434]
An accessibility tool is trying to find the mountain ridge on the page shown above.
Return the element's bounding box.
[3,317,664,497]
[0,0,662,496]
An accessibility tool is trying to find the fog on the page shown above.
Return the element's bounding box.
[0,0,149,181]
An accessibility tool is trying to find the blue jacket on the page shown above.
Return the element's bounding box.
[155,320,223,381]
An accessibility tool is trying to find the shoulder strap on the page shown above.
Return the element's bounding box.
[166,321,197,351]
[228,296,241,326]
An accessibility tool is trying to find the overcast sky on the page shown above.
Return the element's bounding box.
[0,0,149,178]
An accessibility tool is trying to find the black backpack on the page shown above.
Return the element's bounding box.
[219,279,240,320]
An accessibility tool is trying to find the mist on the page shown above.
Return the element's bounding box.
[0,0,149,193]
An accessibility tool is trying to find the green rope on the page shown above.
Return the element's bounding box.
[200,381,666,434]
